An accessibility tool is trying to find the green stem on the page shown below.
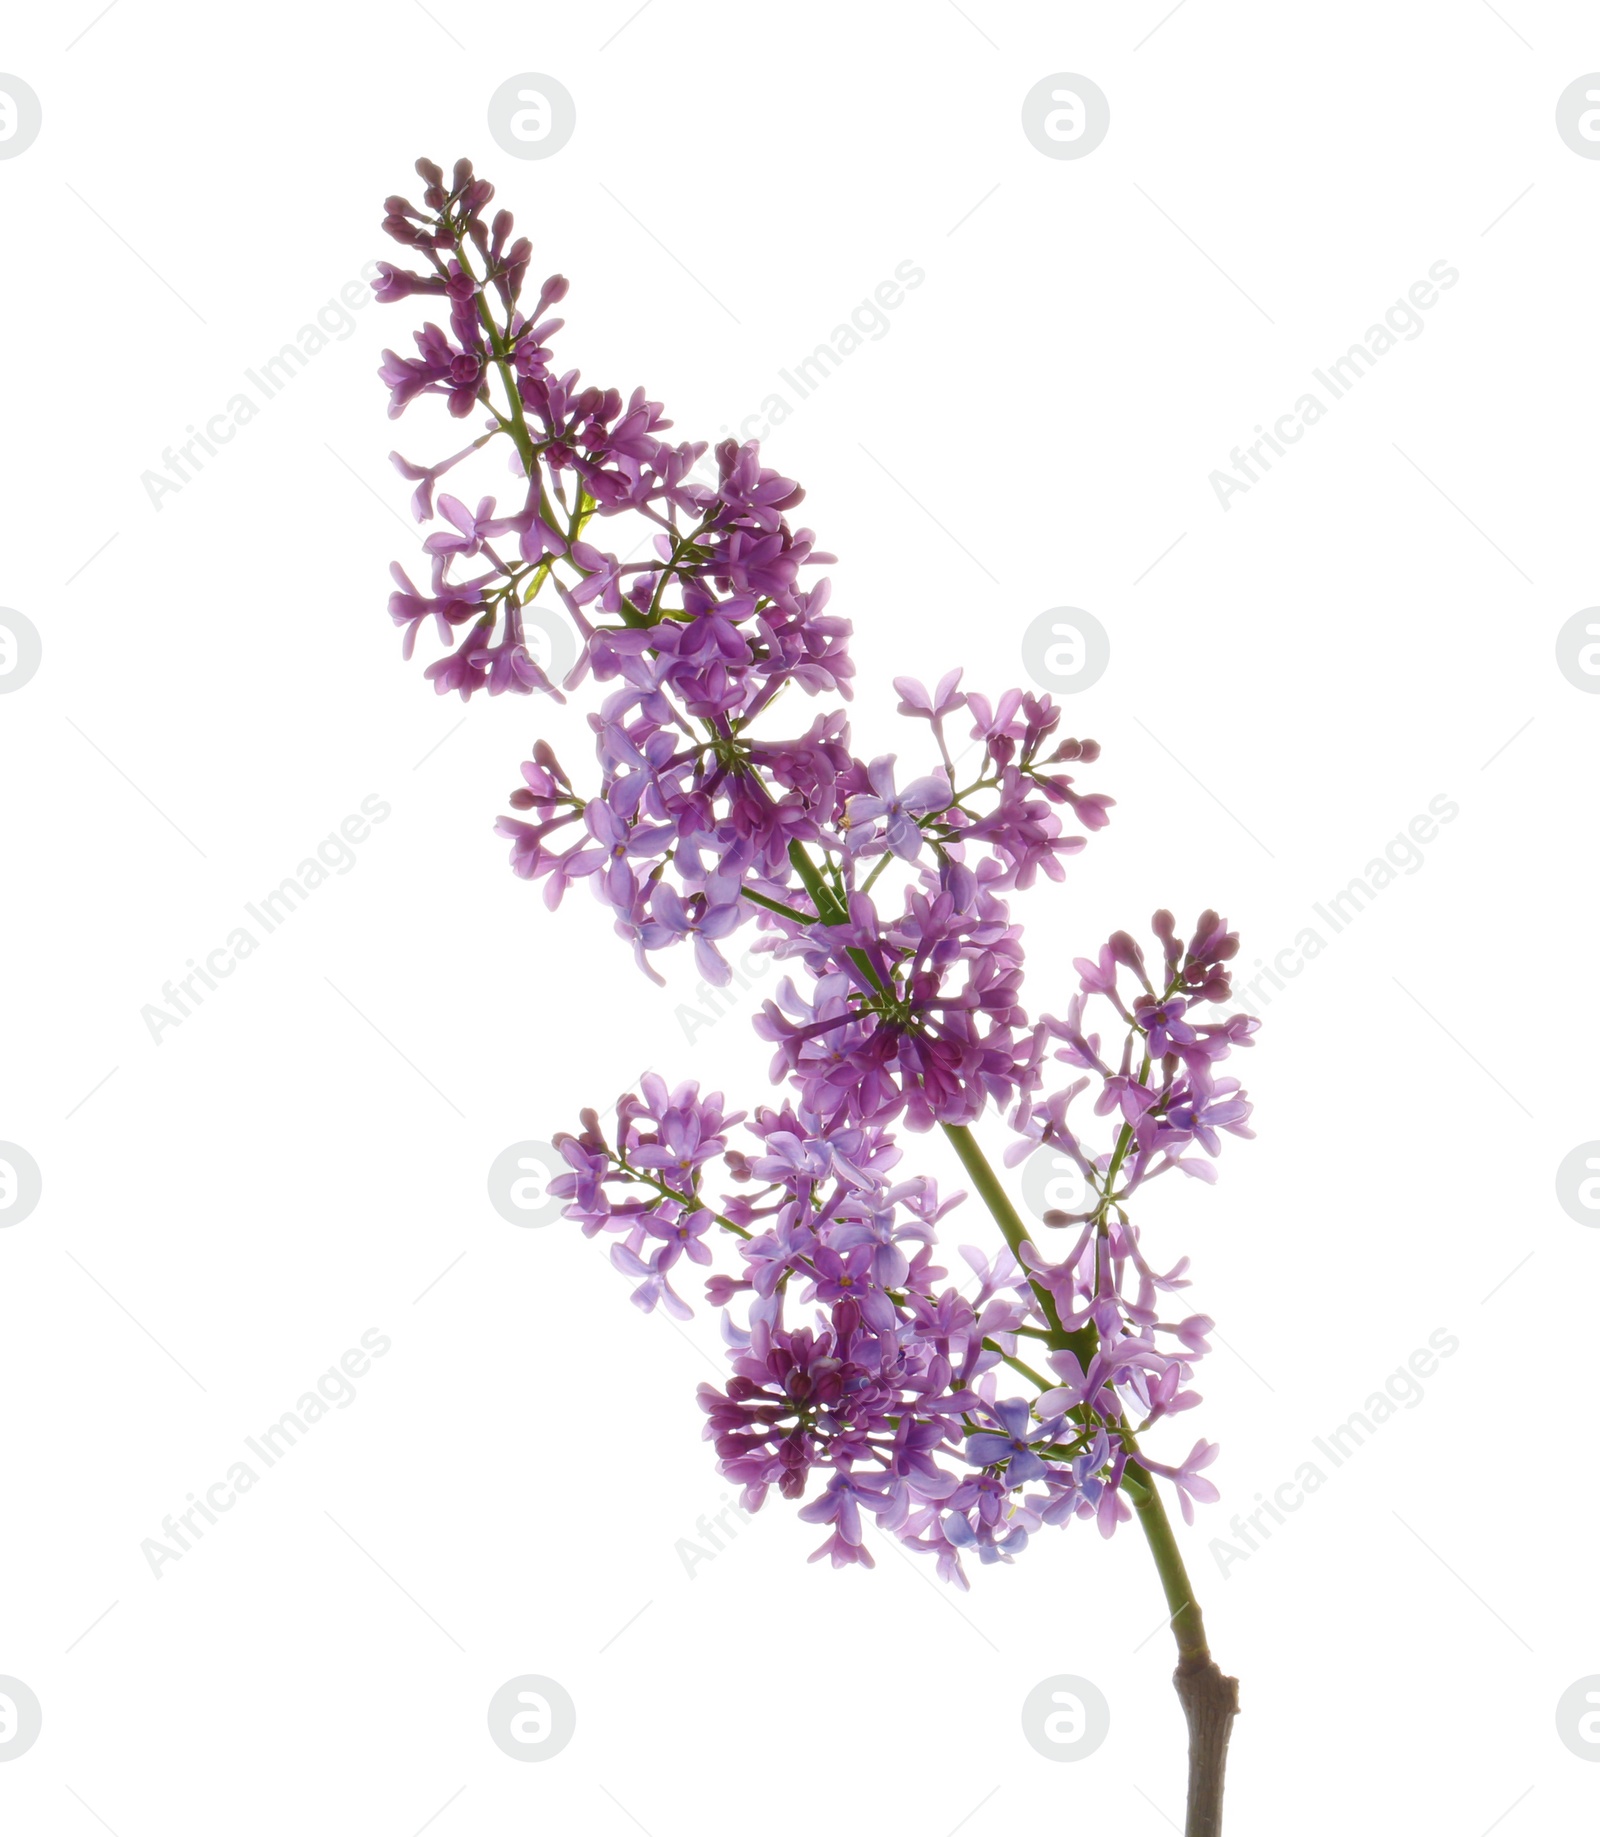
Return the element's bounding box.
[941,1122,1089,1364]
[1124,1455,1210,1663]
[787,839,845,924]
[941,1121,1214,1668]
[614,1159,751,1241]
[980,1337,1051,1390]
[740,887,815,924]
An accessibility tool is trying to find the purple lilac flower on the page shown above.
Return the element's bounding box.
[374,157,1261,1592]
[843,756,952,860]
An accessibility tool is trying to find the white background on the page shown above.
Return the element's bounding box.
[1,2,1595,1831]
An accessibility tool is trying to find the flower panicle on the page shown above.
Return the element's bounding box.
[374,159,1260,1586]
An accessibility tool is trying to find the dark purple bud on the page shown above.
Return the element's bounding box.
[1109,930,1145,971]
[1153,908,1182,972]
[1188,910,1223,957]
[1050,735,1100,763]
[533,739,569,785]
[1109,928,1152,995]
[371,262,441,302]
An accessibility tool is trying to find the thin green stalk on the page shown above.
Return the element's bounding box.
[942,1120,1213,1668]
[941,1122,1090,1366]
[1123,1455,1210,1663]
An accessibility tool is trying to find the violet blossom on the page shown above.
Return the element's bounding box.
[371,151,1261,1828]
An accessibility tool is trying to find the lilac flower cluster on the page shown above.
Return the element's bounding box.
[374,159,1259,1586]
[541,907,1252,1580]
[376,161,1104,988]
[552,1077,1041,1576]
